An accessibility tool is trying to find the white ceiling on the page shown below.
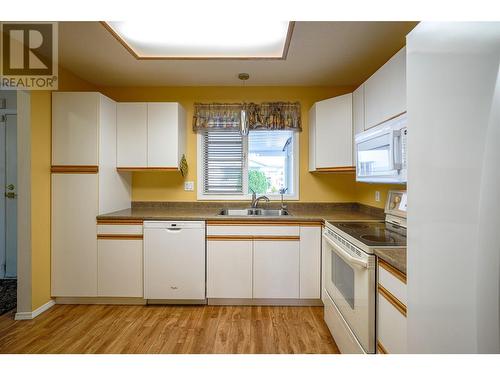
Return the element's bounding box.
[58,21,417,87]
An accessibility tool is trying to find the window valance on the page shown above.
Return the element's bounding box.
[193,102,301,133]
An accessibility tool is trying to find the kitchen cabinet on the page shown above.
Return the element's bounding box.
[206,222,321,302]
[207,239,253,299]
[116,103,148,168]
[97,224,143,297]
[377,258,407,354]
[364,47,406,129]
[52,92,99,165]
[97,239,143,297]
[116,102,186,171]
[51,174,98,297]
[299,226,321,299]
[353,84,365,136]
[51,92,131,298]
[309,93,353,172]
[144,221,205,300]
[253,240,300,298]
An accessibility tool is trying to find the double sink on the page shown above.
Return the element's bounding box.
[218,208,290,217]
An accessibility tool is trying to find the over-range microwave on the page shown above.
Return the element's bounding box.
[355,113,407,184]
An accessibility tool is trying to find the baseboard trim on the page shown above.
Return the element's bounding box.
[15,299,55,320]
[208,298,323,306]
[147,299,207,305]
[55,297,147,305]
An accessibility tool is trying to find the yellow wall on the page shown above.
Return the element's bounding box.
[101,86,360,202]
[30,67,97,310]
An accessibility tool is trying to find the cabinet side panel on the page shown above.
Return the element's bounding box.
[98,95,131,214]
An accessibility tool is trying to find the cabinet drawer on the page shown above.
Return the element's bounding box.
[97,225,143,235]
[377,285,407,353]
[378,259,407,305]
[207,224,299,237]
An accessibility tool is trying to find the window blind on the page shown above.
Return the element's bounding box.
[203,130,243,194]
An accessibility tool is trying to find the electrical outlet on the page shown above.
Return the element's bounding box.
[375,191,381,202]
[184,181,194,191]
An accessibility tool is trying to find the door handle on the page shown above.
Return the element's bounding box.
[5,192,17,199]
[7,184,15,191]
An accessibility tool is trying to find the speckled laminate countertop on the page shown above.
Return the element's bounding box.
[374,247,407,275]
[97,202,385,223]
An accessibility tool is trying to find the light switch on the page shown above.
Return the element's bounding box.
[184,181,194,191]
[375,191,381,202]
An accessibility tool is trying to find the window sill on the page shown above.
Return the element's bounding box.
[196,193,299,201]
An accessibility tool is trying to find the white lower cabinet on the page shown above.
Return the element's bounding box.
[206,223,321,302]
[97,239,143,297]
[377,259,408,354]
[51,174,98,297]
[253,240,300,299]
[207,240,253,298]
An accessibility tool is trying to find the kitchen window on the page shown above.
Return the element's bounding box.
[197,129,299,200]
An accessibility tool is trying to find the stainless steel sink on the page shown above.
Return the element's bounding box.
[218,208,290,217]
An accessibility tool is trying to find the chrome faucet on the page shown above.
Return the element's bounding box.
[251,190,269,208]
[279,187,288,210]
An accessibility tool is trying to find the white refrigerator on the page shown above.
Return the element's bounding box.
[406,22,500,353]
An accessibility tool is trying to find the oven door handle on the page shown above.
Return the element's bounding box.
[322,233,368,268]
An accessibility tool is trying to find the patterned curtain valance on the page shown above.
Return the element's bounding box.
[193,102,301,133]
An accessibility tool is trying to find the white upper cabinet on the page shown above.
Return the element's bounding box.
[147,103,186,168]
[353,84,365,136]
[364,47,406,129]
[116,103,148,168]
[117,102,186,169]
[52,92,99,165]
[309,93,353,171]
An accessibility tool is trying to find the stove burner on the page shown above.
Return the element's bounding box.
[360,234,396,243]
[338,223,370,229]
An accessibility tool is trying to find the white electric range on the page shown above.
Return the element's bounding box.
[322,190,407,354]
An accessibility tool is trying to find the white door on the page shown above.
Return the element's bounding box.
[207,240,253,298]
[253,240,300,299]
[0,113,17,279]
[51,174,98,296]
[147,103,179,168]
[116,103,147,167]
[314,94,353,169]
[98,239,143,297]
[4,114,17,278]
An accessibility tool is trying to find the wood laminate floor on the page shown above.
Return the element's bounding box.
[0,304,339,354]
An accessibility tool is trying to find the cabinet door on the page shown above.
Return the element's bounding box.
[52,92,99,165]
[98,239,143,297]
[377,288,407,353]
[116,103,147,167]
[51,174,98,296]
[147,103,179,168]
[253,240,300,299]
[364,48,406,129]
[314,93,353,169]
[353,84,365,136]
[299,226,321,299]
[207,240,253,298]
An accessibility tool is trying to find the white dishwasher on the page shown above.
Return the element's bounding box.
[144,221,206,301]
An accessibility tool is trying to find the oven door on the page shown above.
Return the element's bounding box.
[323,230,376,353]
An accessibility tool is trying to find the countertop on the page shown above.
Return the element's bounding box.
[374,248,407,275]
[97,202,385,223]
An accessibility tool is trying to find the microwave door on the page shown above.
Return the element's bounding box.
[356,133,397,178]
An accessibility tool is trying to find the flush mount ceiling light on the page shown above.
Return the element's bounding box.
[102,21,294,60]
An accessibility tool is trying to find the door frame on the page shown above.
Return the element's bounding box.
[15,90,32,315]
